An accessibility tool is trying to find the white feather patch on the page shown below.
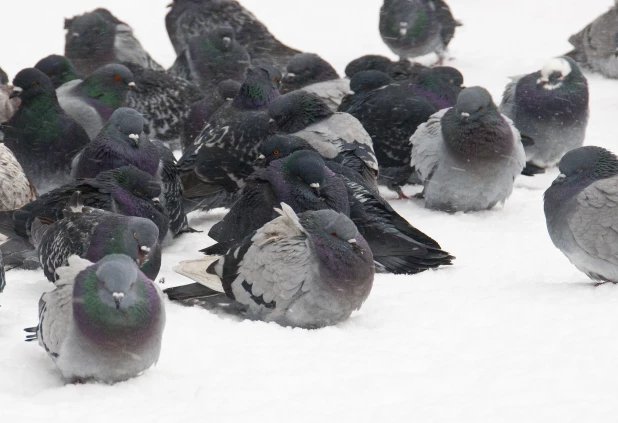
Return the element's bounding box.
[173,257,225,292]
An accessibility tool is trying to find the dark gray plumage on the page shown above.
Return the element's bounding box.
[26,254,165,383]
[168,204,374,329]
[500,57,589,169]
[544,146,618,283]
[345,54,428,80]
[411,86,525,212]
[34,55,82,89]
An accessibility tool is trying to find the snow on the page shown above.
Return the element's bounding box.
[2,0,618,421]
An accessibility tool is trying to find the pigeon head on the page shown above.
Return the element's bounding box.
[11,68,56,102]
[269,91,333,133]
[257,135,314,166]
[232,66,282,110]
[349,70,393,93]
[82,64,136,108]
[0,67,8,85]
[454,86,495,122]
[283,53,339,92]
[217,79,241,100]
[103,107,146,147]
[34,55,81,89]
[345,55,393,78]
[537,57,576,91]
[94,254,141,310]
[553,146,618,186]
[126,218,159,265]
[282,150,326,195]
[65,10,116,57]
[301,209,359,246]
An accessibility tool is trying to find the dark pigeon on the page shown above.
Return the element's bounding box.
[166,0,300,69]
[411,86,525,212]
[167,204,374,328]
[178,66,281,212]
[269,91,379,191]
[56,63,136,139]
[379,0,460,63]
[345,54,428,80]
[34,55,81,89]
[544,146,618,283]
[64,8,163,76]
[1,68,90,193]
[500,57,589,170]
[170,25,250,92]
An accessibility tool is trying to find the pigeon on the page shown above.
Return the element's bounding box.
[345,54,428,80]
[33,193,161,282]
[339,71,437,197]
[56,63,136,139]
[64,8,163,76]
[169,25,250,92]
[25,254,165,383]
[178,66,282,212]
[379,0,460,63]
[34,55,81,89]
[411,86,525,212]
[183,79,241,149]
[544,146,618,283]
[165,0,300,69]
[0,74,19,123]
[281,53,352,111]
[1,68,90,193]
[500,57,589,171]
[209,150,453,274]
[566,3,618,78]
[167,203,374,328]
[268,91,379,191]
[0,144,37,212]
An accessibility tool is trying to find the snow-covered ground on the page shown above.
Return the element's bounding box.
[2,0,618,421]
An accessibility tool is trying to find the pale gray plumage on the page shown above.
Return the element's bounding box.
[0,85,18,123]
[411,87,525,212]
[300,79,352,112]
[0,144,37,211]
[28,255,165,383]
[57,79,103,139]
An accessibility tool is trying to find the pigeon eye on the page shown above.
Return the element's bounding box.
[331,232,339,238]
[134,189,143,196]
[113,75,122,82]
[477,106,484,112]
[32,81,38,87]
[273,77,279,83]
[273,150,280,155]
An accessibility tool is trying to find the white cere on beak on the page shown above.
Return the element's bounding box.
[152,197,160,203]
[112,292,124,300]
[286,72,296,78]
[12,87,23,93]
[128,81,137,88]
[558,173,566,179]
[399,22,408,36]
[71,32,80,38]
[537,57,571,89]
[258,154,265,160]
[348,238,357,244]
[128,134,139,141]
[460,112,470,118]
[140,246,151,252]
[310,183,320,189]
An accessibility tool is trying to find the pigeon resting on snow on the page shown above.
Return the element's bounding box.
[566,3,618,78]
[64,8,163,76]
[269,91,379,191]
[500,57,589,171]
[1,68,90,193]
[57,64,136,139]
[167,204,374,329]
[345,55,428,80]
[165,0,300,69]
[411,86,525,212]
[25,254,165,383]
[379,0,460,63]
[544,146,618,283]
[34,55,81,89]
[0,144,37,212]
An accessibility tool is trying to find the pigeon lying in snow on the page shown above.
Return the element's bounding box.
[500,57,589,172]
[544,146,618,283]
[64,8,163,76]
[166,0,300,69]
[269,91,379,191]
[1,68,90,193]
[56,64,136,139]
[0,144,37,212]
[379,0,460,63]
[34,55,81,89]
[167,204,374,329]
[411,86,525,212]
[345,54,428,80]
[25,254,165,383]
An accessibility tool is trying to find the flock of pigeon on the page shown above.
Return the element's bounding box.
[0,0,617,384]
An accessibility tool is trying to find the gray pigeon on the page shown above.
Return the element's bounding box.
[567,2,618,78]
[64,8,163,76]
[544,146,618,283]
[25,254,165,383]
[34,55,82,89]
[344,55,429,81]
[57,64,136,139]
[281,53,352,112]
[411,86,525,212]
[500,57,589,171]
[379,0,460,63]
[167,203,374,329]
[0,144,37,212]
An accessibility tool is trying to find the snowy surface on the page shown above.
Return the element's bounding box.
[2,0,618,421]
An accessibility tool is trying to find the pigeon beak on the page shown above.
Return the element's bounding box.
[9,86,23,99]
[539,77,549,84]
[552,173,567,185]
[128,81,137,90]
[138,245,151,265]
[268,118,277,134]
[222,37,231,48]
[112,292,124,309]
[310,182,320,196]
[128,133,140,146]
[348,238,357,244]
[254,154,266,166]
[460,112,470,121]
[71,32,80,39]
[152,197,160,203]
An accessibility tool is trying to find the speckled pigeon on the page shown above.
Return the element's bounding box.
[268,91,379,191]
[25,254,165,383]
[166,0,300,69]
[1,68,90,193]
[167,203,374,329]
[411,86,525,212]
[500,57,589,172]
[0,144,37,212]
[34,55,81,89]
[64,8,163,76]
